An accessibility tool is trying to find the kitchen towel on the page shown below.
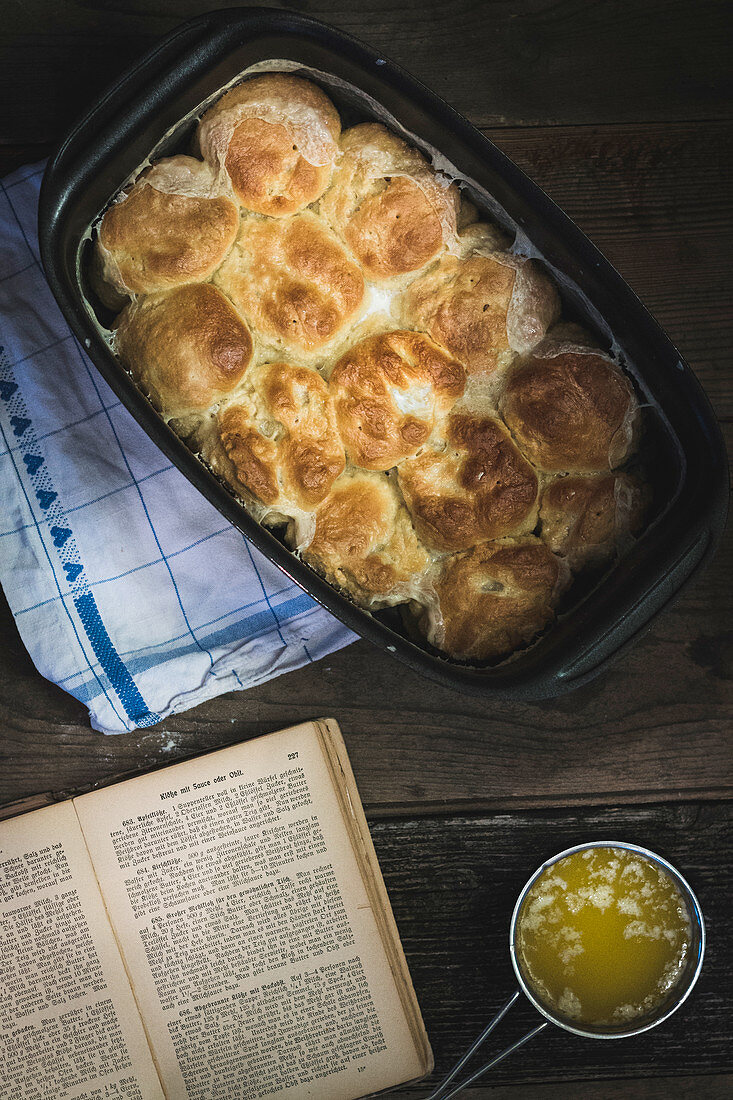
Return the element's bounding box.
[0,163,355,735]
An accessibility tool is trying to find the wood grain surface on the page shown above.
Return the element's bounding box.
[372,801,732,1093]
[0,1,731,1093]
[1,0,731,140]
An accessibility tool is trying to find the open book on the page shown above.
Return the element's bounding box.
[0,718,432,1099]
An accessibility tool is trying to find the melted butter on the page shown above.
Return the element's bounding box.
[360,282,395,321]
[516,846,691,1027]
[390,382,433,417]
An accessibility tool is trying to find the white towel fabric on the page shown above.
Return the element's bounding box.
[0,163,355,735]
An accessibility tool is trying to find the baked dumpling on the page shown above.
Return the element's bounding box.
[302,469,430,609]
[414,537,561,661]
[500,346,639,473]
[330,330,465,470]
[320,123,459,280]
[197,74,340,216]
[540,472,647,571]
[114,283,253,420]
[94,156,239,305]
[194,361,345,530]
[214,212,365,359]
[398,413,539,551]
[402,223,560,375]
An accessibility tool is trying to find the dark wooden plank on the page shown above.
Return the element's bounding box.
[0,425,730,811]
[396,1076,733,1099]
[373,801,733,1090]
[1,1,732,143]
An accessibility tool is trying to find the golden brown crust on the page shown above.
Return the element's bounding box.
[224,119,328,215]
[214,212,365,356]
[303,469,430,608]
[405,252,516,374]
[320,123,459,280]
[403,228,560,375]
[114,284,253,418]
[207,361,345,513]
[501,351,639,473]
[342,175,445,279]
[218,406,279,506]
[422,537,560,660]
[398,413,539,551]
[330,331,465,470]
[95,157,238,299]
[540,472,647,571]
[197,74,341,216]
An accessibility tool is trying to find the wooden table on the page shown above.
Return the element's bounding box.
[1,2,731,1096]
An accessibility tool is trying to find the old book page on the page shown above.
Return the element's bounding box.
[318,720,432,1074]
[0,800,164,1100]
[74,720,427,1100]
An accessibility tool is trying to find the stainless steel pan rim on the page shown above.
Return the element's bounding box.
[508,839,706,1040]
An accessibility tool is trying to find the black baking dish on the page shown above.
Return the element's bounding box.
[38,6,728,700]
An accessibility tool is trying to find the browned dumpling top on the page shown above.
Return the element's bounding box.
[214,212,365,358]
[303,469,431,609]
[501,349,639,473]
[330,330,465,471]
[540,472,647,571]
[320,123,459,281]
[197,73,341,216]
[398,414,539,552]
[95,156,239,303]
[114,283,253,420]
[420,537,562,662]
[402,223,560,375]
[197,360,346,520]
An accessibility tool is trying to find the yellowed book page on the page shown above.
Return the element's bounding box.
[320,719,433,1074]
[74,721,425,1100]
[0,800,164,1100]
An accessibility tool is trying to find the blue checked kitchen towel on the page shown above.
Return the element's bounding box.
[0,164,355,735]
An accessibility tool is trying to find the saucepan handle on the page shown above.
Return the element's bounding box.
[424,989,548,1100]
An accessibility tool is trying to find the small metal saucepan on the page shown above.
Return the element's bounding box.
[425,841,705,1100]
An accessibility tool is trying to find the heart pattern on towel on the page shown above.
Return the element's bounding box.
[10,416,30,437]
[23,453,44,476]
[0,379,18,401]
[50,525,72,548]
[36,488,57,510]
[63,562,83,583]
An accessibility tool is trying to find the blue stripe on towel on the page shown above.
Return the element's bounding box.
[0,345,159,727]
